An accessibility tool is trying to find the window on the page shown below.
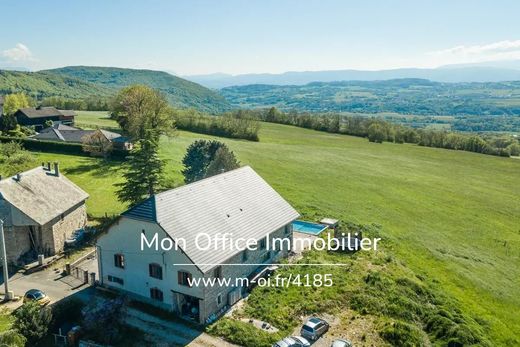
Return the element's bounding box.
[214,266,222,279]
[242,250,248,262]
[259,238,266,250]
[178,271,192,287]
[114,254,125,269]
[149,263,163,280]
[217,293,222,306]
[108,275,124,285]
[150,287,163,302]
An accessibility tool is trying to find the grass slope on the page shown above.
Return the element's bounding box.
[36,113,520,344]
[0,70,112,99]
[46,66,231,113]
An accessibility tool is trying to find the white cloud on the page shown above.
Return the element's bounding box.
[2,43,35,61]
[427,40,520,65]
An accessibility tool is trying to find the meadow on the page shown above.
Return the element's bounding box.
[33,111,520,344]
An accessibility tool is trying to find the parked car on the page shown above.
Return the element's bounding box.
[23,289,51,306]
[332,339,353,347]
[300,317,329,341]
[273,336,310,347]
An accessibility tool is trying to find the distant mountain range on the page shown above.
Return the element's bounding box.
[185,61,520,88]
[0,66,231,113]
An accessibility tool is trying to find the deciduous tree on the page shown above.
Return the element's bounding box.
[111,85,175,141]
[2,93,29,116]
[82,130,113,158]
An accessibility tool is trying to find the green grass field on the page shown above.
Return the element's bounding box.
[36,112,520,344]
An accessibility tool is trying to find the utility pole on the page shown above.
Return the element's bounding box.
[0,220,9,300]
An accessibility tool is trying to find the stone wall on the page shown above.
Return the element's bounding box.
[3,225,33,264]
[43,202,87,254]
[200,224,293,323]
[2,202,87,264]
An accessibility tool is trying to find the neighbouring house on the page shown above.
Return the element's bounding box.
[32,124,133,151]
[0,164,89,264]
[15,106,76,131]
[97,166,299,324]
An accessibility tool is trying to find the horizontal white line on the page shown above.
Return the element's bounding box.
[172,263,349,266]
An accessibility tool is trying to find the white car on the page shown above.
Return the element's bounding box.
[273,336,311,347]
[332,339,353,347]
[300,317,330,341]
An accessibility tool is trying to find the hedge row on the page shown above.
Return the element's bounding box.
[0,136,128,159]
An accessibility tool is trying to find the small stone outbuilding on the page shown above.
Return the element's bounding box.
[0,164,89,264]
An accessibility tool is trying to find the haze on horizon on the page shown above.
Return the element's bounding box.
[1,0,520,76]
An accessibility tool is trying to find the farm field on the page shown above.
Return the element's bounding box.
[35,112,520,344]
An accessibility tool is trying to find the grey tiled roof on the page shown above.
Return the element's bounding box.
[33,127,127,144]
[16,107,76,119]
[122,166,300,272]
[18,107,63,118]
[0,166,89,225]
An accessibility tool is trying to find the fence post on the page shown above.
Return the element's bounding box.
[83,270,89,284]
[65,263,71,275]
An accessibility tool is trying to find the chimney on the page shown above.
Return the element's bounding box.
[53,162,59,176]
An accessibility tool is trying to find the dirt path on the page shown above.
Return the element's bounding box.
[125,307,238,347]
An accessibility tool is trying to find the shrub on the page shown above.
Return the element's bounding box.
[379,320,424,346]
[13,301,53,345]
[207,318,280,347]
[0,329,26,347]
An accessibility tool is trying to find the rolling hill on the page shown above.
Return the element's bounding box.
[221,79,520,116]
[0,70,112,99]
[45,66,231,113]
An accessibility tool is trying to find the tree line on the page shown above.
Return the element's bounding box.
[242,107,520,157]
[172,108,260,141]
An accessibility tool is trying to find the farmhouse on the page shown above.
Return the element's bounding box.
[97,166,299,324]
[32,124,133,151]
[15,106,76,131]
[0,164,89,264]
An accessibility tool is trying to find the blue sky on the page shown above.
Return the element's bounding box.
[1,0,519,75]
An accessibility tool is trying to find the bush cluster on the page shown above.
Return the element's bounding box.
[174,109,260,141]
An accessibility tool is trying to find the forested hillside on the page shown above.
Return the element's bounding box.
[221,79,520,131]
[0,70,112,99]
[46,66,231,113]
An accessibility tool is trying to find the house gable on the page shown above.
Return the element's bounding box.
[97,216,205,301]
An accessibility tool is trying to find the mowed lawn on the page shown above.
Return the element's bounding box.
[36,113,520,343]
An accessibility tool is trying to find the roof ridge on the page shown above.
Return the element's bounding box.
[155,165,251,198]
